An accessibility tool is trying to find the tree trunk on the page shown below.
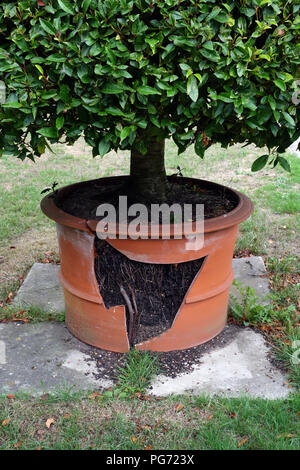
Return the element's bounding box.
[128,137,168,203]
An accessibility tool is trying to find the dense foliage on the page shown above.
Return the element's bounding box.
[0,0,299,171]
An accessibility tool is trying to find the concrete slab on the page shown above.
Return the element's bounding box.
[0,322,289,399]
[13,263,64,313]
[12,257,270,314]
[230,256,270,305]
[0,322,113,394]
[149,328,289,399]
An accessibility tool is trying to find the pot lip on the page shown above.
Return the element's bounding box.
[41,175,254,236]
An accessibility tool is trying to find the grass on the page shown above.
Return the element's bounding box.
[0,305,65,324]
[114,350,159,397]
[0,139,299,450]
[0,391,299,450]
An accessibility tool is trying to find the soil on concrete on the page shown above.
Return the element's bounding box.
[56,176,238,222]
[85,324,244,383]
[94,240,204,345]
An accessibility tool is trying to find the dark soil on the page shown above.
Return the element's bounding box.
[94,240,204,345]
[56,176,238,222]
[84,324,244,382]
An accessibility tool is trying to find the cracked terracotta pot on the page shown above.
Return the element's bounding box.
[41,176,253,352]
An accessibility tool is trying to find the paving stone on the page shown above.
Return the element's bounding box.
[149,328,290,399]
[230,256,270,305]
[0,322,112,394]
[13,263,64,313]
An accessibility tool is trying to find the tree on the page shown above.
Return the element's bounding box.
[0,0,299,202]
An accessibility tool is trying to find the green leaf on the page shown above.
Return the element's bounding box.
[34,64,44,77]
[101,83,125,94]
[82,0,91,14]
[39,19,56,36]
[37,138,46,155]
[195,135,205,158]
[89,43,102,56]
[57,0,75,15]
[106,107,124,116]
[251,155,269,172]
[187,75,198,102]
[277,156,291,172]
[56,116,64,130]
[137,86,161,95]
[37,127,58,138]
[47,54,65,62]
[120,126,134,141]
[268,96,276,111]
[274,79,286,92]
[2,102,22,109]
[283,112,295,127]
[98,139,110,157]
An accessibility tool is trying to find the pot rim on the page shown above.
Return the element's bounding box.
[41,175,254,236]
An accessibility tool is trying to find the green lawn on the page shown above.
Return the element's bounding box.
[0,140,299,450]
[0,391,299,450]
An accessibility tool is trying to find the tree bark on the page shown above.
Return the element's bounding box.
[128,137,168,203]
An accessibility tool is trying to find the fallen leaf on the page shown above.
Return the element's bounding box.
[14,441,22,448]
[7,394,15,399]
[144,446,153,450]
[237,437,248,448]
[141,424,152,431]
[36,446,42,450]
[208,414,214,420]
[6,292,13,304]
[175,403,184,412]
[63,413,71,419]
[132,436,137,444]
[2,419,10,426]
[40,393,50,401]
[46,418,55,429]
[88,392,101,399]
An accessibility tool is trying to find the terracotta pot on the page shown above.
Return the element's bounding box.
[41,176,253,352]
